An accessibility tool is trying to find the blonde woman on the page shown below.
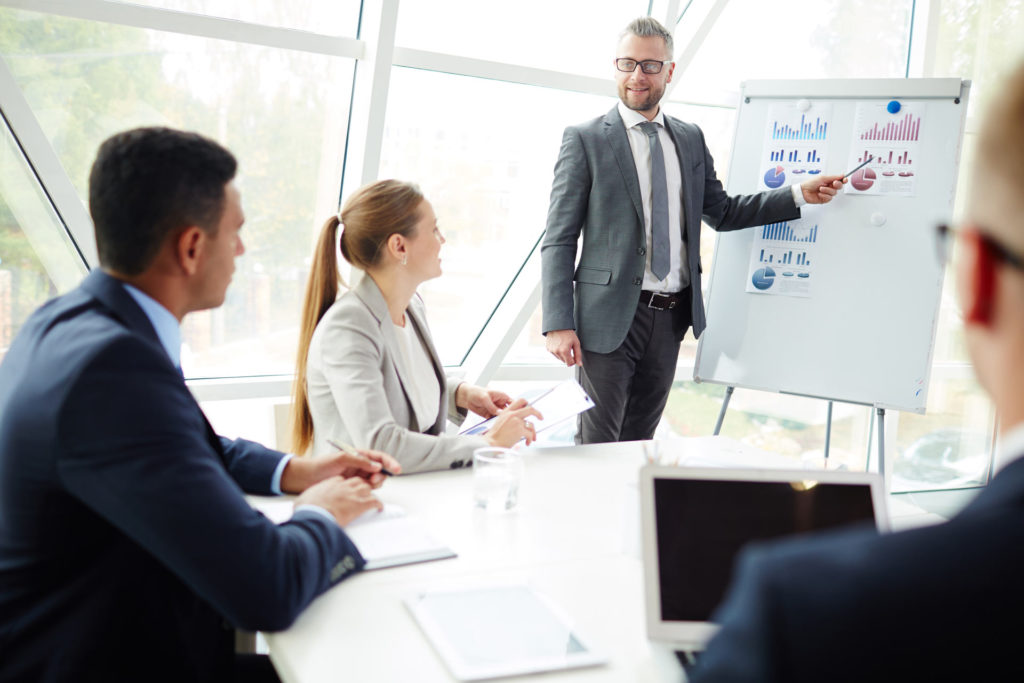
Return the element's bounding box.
[291,180,539,473]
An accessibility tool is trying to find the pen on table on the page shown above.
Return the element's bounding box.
[843,156,874,179]
[327,439,396,476]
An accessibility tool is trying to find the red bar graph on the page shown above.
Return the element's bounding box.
[860,112,921,141]
[858,149,912,165]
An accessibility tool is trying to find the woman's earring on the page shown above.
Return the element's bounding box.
[401,254,407,266]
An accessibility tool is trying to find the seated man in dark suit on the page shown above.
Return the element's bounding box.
[689,61,1024,682]
[0,127,401,682]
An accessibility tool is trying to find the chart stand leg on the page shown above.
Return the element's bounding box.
[876,407,886,488]
[865,408,876,471]
[824,401,833,465]
[985,414,1000,485]
[714,386,735,436]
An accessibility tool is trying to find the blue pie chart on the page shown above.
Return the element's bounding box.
[752,266,776,290]
[763,166,786,188]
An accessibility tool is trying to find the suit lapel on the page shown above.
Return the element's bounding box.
[602,107,644,226]
[664,116,695,243]
[354,277,420,427]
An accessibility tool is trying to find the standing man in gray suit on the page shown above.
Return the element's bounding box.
[542,16,846,444]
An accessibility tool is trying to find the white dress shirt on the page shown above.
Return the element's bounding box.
[393,317,442,431]
[618,102,689,293]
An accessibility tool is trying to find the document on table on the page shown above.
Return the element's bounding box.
[459,378,595,436]
[344,504,456,570]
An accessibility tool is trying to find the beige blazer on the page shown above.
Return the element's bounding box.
[306,276,489,473]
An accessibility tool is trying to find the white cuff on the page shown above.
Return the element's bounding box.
[791,183,806,208]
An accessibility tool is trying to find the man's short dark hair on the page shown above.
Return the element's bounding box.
[88,127,237,275]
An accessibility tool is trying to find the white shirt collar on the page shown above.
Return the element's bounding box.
[121,283,182,369]
[617,101,666,130]
[995,420,1024,474]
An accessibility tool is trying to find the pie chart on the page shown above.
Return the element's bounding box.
[850,167,876,191]
[763,166,786,188]
[751,266,776,290]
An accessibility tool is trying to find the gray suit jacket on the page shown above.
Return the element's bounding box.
[305,276,488,473]
[541,106,802,353]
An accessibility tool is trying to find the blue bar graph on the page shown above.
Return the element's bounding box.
[768,148,824,164]
[759,248,810,266]
[761,222,818,243]
[771,115,828,141]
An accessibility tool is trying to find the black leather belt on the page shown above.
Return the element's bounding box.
[639,290,683,310]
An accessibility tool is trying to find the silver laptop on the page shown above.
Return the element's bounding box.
[639,465,888,651]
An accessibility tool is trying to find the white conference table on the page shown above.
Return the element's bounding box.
[259,440,685,682]
[256,439,940,682]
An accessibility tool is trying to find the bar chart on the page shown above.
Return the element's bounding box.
[859,112,921,141]
[856,149,912,166]
[758,249,810,266]
[761,222,818,243]
[770,114,828,141]
[768,148,823,163]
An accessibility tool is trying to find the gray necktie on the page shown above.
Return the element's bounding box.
[638,121,671,281]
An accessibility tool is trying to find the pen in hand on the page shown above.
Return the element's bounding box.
[843,156,874,180]
[327,438,396,477]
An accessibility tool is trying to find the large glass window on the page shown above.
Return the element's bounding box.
[377,67,610,365]
[932,0,1024,127]
[888,0,1024,491]
[0,117,86,363]
[0,8,354,378]
[394,0,650,78]
[121,0,360,36]
[680,0,914,97]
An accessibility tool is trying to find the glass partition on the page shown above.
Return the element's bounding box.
[0,114,86,363]
[0,7,355,378]
[395,0,650,78]
[121,0,361,35]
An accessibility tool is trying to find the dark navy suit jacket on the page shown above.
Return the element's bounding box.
[0,270,364,682]
[690,457,1024,682]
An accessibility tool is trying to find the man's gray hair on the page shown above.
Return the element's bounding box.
[620,16,674,56]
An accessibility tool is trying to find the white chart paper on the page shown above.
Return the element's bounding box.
[844,101,926,197]
[757,102,833,192]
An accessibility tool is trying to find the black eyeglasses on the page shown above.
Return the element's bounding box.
[936,223,1024,271]
[614,58,671,74]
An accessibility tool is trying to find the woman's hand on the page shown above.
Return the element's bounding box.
[456,383,512,417]
[483,398,542,448]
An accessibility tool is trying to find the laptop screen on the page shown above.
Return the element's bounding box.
[653,476,877,622]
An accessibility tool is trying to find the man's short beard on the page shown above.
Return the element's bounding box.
[618,85,664,112]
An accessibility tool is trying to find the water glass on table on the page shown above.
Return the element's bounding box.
[473,447,523,512]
